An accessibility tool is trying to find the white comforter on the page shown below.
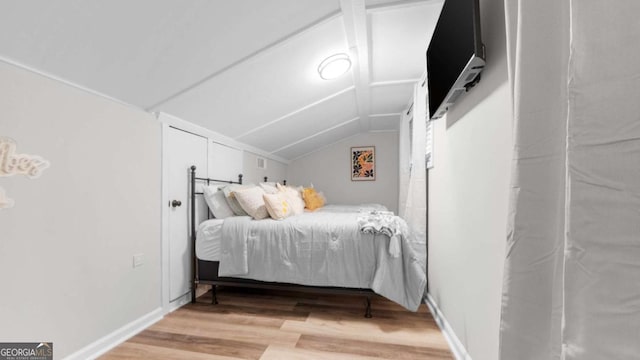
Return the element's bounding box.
[218,204,426,311]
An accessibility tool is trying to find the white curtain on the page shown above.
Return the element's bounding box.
[399,78,428,271]
[398,104,412,220]
[500,1,640,359]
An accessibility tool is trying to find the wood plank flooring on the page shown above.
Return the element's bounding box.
[101,287,454,359]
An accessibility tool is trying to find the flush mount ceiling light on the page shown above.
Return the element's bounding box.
[318,53,352,80]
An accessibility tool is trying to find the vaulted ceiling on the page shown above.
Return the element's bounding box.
[0,0,443,160]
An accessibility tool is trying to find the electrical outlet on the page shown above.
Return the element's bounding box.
[133,254,144,268]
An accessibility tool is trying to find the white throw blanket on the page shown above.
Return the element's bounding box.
[357,210,405,258]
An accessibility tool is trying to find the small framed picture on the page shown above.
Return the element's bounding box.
[351,146,375,181]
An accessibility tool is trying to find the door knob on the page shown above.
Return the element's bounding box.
[171,200,182,208]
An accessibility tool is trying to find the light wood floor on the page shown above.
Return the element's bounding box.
[101,286,454,359]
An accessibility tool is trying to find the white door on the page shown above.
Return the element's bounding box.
[167,127,207,302]
[208,141,243,181]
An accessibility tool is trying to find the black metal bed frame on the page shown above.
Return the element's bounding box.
[189,165,374,317]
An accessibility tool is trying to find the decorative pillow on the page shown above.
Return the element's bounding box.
[259,182,279,194]
[221,184,251,216]
[302,187,325,211]
[202,185,235,219]
[233,186,269,220]
[276,183,305,215]
[263,193,292,220]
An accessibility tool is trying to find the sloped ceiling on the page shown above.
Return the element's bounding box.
[0,0,443,161]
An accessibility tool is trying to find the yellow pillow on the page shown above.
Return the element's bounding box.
[263,193,291,220]
[302,187,325,211]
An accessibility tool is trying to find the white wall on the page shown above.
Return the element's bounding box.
[287,131,399,214]
[427,0,511,359]
[243,151,288,185]
[0,61,161,358]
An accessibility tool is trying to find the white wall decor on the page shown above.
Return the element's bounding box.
[0,137,50,209]
[0,137,50,178]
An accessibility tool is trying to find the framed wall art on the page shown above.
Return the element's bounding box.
[351,146,375,181]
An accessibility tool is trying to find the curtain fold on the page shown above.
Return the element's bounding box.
[500,1,640,359]
[399,103,412,219]
[399,78,428,273]
[562,1,640,358]
[499,2,568,358]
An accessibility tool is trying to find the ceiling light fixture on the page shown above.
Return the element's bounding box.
[318,53,351,80]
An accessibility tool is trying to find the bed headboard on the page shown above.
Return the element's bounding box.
[189,165,242,235]
[262,176,287,185]
[190,165,243,301]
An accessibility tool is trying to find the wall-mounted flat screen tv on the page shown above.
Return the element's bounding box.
[426,0,485,120]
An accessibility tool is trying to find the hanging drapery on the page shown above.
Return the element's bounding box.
[562,1,640,358]
[399,78,428,273]
[399,103,412,221]
[499,0,569,358]
[500,1,640,359]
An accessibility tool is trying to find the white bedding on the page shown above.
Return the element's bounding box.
[212,204,426,311]
[196,218,225,261]
[195,205,388,261]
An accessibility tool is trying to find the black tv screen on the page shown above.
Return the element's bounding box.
[427,0,485,120]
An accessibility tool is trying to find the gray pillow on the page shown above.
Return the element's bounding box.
[202,185,235,219]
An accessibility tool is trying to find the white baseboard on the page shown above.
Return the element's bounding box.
[63,307,163,360]
[166,291,192,314]
[424,293,472,360]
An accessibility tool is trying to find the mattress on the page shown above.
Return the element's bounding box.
[195,218,225,261]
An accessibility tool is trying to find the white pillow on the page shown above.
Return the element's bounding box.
[233,186,269,220]
[221,184,251,216]
[276,183,305,215]
[259,182,279,194]
[263,192,292,220]
[202,185,235,219]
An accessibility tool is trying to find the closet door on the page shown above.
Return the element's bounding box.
[208,141,243,181]
[167,127,207,302]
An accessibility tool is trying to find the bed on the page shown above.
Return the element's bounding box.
[189,165,426,317]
